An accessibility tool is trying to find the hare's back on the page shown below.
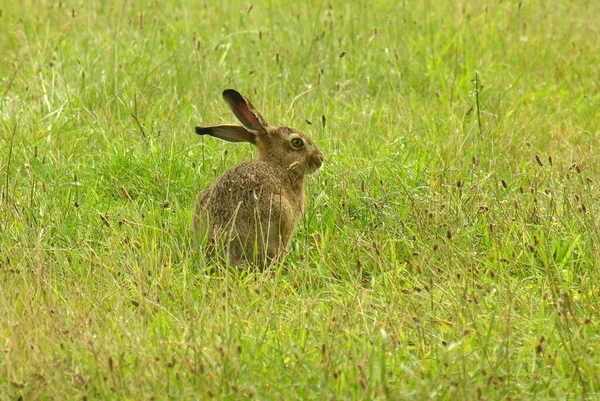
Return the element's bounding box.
[206,161,286,212]
[214,161,282,193]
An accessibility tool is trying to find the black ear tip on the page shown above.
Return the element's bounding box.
[195,126,210,135]
[222,89,244,103]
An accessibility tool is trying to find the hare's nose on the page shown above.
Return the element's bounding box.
[317,153,324,164]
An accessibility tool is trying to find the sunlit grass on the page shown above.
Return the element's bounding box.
[1,0,599,399]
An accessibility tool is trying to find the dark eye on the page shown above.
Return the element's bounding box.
[291,138,304,149]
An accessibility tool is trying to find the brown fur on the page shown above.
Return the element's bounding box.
[193,90,323,266]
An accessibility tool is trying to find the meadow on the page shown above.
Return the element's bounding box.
[1,0,599,399]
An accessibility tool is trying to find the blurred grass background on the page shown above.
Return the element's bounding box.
[1,1,599,399]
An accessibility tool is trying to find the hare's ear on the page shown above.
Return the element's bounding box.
[195,125,256,144]
[222,89,268,134]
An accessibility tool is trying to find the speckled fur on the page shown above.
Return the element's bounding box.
[193,90,323,266]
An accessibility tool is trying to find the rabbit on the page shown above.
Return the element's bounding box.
[193,89,324,267]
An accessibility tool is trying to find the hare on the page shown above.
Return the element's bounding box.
[193,89,324,266]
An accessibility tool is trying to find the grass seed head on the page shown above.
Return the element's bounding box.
[119,186,132,200]
[535,155,544,167]
[100,214,110,227]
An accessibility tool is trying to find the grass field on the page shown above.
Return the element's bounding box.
[1,1,600,399]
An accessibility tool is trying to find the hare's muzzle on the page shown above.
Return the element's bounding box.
[309,151,324,173]
[317,153,324,167]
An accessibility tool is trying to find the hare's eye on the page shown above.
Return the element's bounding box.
[291,138,305,149]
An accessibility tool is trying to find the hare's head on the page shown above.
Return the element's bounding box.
[195,89,324,177]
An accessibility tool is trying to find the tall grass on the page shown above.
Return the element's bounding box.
[1,0,599,399]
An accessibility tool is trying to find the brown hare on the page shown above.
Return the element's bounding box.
[193,89,324,266]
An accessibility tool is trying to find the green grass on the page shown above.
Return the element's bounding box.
[1,0,599,399]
